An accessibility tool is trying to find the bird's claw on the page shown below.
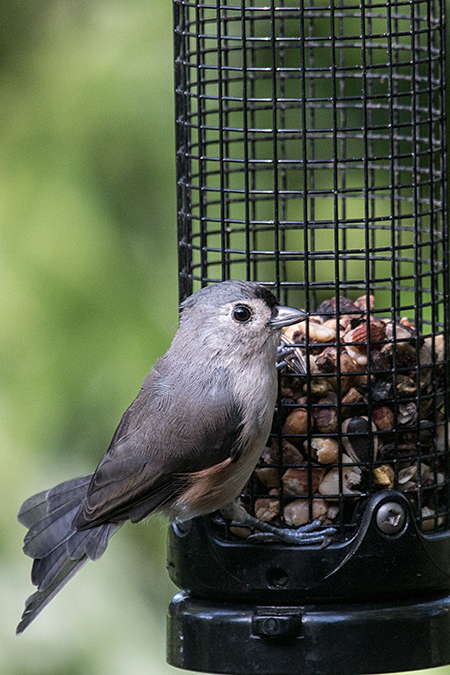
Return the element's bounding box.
[248,527,336,546]
[276,339,306,374]
[276,342,295,371]
[242,516,336,547]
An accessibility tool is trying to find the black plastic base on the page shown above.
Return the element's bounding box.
[167,591,450,675]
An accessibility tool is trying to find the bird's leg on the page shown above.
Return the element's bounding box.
[223,502,336,547]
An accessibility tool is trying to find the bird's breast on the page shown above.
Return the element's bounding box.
[170,440,265,522]
[169,348,279,523]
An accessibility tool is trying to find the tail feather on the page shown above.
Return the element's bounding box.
[23,501,82,559]
[47,475,93,513]
[17,474,120,634]
[66,522,116,561]
[17,557,89,635]
[17,490,49,528]
[31,541,70,590]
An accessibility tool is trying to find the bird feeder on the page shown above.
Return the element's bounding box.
[167,0,450,672]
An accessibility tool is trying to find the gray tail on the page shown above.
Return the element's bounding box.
[17,474,119,634]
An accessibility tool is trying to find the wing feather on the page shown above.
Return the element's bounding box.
[73,364,244,529]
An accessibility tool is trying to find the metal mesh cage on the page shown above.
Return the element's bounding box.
[174,0,449,540]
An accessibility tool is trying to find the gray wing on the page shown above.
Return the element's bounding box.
[73,363,244,529]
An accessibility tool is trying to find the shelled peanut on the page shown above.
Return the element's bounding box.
[250,294,447,532]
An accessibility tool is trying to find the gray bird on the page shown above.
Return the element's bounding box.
[17,280,334,634]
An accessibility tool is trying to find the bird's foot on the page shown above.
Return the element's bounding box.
[276,339,306,374]
[276,341,296,370]
[240,514,336,547]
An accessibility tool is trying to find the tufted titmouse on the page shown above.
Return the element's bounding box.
[17,280,335,634]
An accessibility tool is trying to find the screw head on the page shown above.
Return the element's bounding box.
[376,501,406,535]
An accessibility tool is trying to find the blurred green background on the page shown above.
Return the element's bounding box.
[0,1,179,673]
[1,2,450,675]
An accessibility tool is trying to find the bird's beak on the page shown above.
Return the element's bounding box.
[269,305,307,329]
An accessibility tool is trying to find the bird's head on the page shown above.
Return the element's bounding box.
[178,281,306,360]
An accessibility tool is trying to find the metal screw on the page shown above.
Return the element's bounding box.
[376,501,406,535]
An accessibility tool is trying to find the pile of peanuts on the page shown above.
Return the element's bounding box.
[249,295,447,534]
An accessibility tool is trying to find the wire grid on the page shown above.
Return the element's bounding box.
[174,0,449,537]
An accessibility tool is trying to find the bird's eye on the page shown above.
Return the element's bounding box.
[232,304,252,323]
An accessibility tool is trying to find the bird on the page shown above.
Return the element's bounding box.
[16,280,335,634]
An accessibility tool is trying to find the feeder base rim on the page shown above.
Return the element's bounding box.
[167,590,450,675]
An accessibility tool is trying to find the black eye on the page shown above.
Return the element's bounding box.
[232,304,252,323]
